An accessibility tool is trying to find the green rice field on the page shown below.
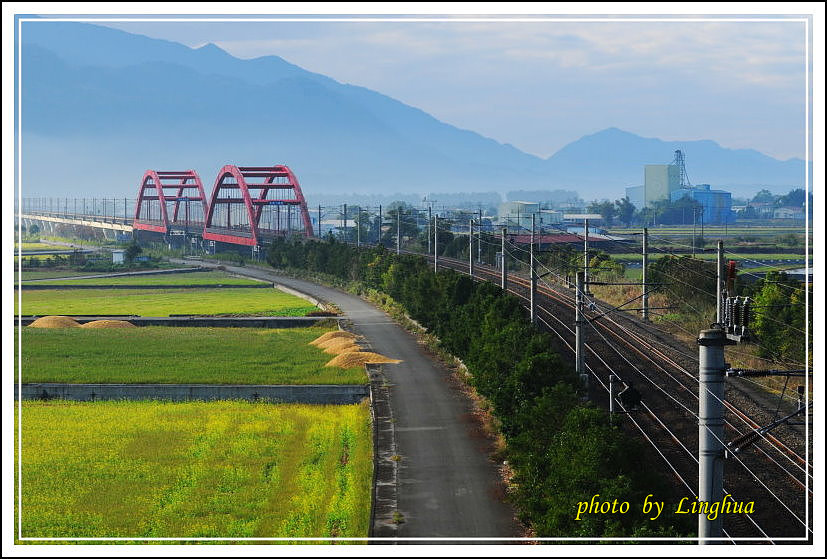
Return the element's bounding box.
[15,400,372,541]
[15,242,66,251]
[16,287,316,316]
[16,327,365,384]
[23,270,267,287]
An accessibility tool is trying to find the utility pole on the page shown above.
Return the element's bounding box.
[530,213,537,324]
[469,218,474,277]
[583,218,590,295]
[642,227,649,321]
[343,203,347,240]
[356,206,361,248]
[697,328,730,545]
[397,208,401,255]
[501,227,507,291]
[576,271,586,394]
[434,213,439,273]
[318,204,322,238]
[427,205,432,255]
[716,240,724,324]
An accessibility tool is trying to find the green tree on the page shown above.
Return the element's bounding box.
[752,272,810,363]
[124,241,142,264]
[751,189,776,204]
[587,200,617,225]
[778,188,806,207]
[380,202,421,248]
[614,196,637,227]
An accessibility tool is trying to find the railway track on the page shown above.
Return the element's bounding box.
[421,251,812,542]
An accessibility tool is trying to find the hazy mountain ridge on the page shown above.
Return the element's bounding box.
[20,22,808,199]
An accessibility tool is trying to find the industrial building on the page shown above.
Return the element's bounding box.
[624,151,734,224]
[625,185,644,209]
[644,164,681,207]
[670,184,734,225]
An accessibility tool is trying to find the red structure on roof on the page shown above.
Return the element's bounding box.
[203,165,314,246]
[133,170,207,235]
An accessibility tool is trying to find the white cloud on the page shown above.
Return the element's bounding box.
[98,18,809,160]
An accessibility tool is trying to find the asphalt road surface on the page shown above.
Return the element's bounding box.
[176,259,520,541]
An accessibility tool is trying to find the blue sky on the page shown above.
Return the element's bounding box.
[95,16,811,162]
[95,16,805,159]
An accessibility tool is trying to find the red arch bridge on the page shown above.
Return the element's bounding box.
[18,164,315,253]
[129,164,314,249]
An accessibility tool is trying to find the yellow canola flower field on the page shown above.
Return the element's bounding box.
[15,401,372,541]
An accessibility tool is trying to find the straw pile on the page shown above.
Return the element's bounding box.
[28,315,81,328]
[325,351,402,368]
[322,340,363,355]
[309,331,358,346]
[80,319,137,329]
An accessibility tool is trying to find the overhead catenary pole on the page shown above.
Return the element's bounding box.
[693,208,697,257]
[478,208,483,263]
[642,227,649,321]
[530,213,536,324]
[501,227,507,290]
[427,205,432,255]
[716,240,725,324]
[434,213,439,273]
[576,271,586,394]
[583,218,590,295]
[608,374,616,425]
[469,218,474,277]
[697,328,729,545]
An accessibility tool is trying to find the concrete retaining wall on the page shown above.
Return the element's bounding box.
[16,383,369,404]
[16,316,341,328]
[18,283,274,290]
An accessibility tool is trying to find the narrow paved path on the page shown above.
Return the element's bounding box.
[173,259,519,541]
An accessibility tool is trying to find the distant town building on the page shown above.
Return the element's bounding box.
[563,213,604,225]
[670,184,734,224]
[497,201,540,230]
[773,206,806,220]
[644,164,681,207]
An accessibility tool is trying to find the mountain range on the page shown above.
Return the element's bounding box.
[20,22,809,201]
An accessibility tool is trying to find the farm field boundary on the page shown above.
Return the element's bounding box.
[15,383,369,405]
[21,267,205,282]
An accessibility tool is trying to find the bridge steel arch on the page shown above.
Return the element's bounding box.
[203,165,314,246]
[133,170,207,235]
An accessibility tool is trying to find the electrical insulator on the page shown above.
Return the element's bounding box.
[740,297,752,336]
[725,297,734,329]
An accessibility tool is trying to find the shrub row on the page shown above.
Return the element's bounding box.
[267,237,691,538]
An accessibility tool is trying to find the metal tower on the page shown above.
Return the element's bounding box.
[673,149,692,188]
